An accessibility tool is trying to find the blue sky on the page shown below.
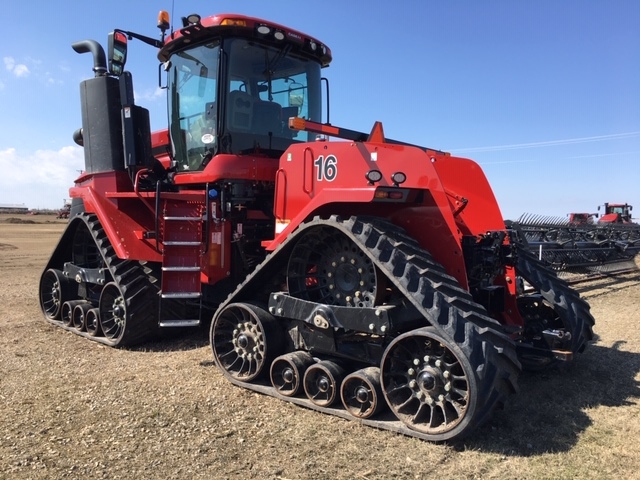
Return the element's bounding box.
[2,1,639,220]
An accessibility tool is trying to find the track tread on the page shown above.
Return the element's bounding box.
[515,245,595,356]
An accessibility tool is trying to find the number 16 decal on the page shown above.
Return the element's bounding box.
[314,155,338,182]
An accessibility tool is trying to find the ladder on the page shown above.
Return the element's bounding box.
[158,199,204,327]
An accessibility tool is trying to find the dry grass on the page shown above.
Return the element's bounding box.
[0,214,638,479]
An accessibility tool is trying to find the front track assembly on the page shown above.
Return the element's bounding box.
[211,216,521,441]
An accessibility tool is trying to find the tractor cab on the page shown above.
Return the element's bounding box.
[110,13,331,175]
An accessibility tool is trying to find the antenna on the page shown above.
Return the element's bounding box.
[171,0,175,37]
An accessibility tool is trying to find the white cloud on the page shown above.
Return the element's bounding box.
[0,146,84,208]
[136,86,165,102]
[4,56,30,77]
[12,64,30,77]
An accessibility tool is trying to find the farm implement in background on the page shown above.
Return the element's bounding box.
[510,209,640,279]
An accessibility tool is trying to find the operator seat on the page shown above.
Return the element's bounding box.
[227,90,253,131]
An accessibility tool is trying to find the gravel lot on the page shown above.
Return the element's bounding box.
[1,215,639,479]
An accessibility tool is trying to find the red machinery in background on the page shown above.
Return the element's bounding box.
[39,11,594,441]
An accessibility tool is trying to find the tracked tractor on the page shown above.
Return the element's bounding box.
[39,11,594,441]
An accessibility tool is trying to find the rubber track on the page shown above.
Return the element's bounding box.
[212,215,521,440]
[44,213,158,347]
[515,244,595,356]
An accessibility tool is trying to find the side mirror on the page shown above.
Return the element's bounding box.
[107,31,128,76]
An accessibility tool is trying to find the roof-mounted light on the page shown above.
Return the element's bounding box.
[186,14,201,25]
[274,30,285,40]
[309,40,317,51]
[158,11,170,33]
[257,24,271,35]
[221,18,247,27]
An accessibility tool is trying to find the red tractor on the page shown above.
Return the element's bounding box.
[39,11,594,441]
[598,202,634,224]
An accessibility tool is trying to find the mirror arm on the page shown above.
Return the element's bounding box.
[118,30,164,49]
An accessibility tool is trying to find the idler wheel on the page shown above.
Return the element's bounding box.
[39,269,74,320]
[211,303,282,382]
[381,327,478,441]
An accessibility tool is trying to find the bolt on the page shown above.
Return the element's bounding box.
[444,382,452,392]
[269,307,275,314]
[375,309,381,316]
[443,370,450,379]
[340,256,346,262]
[329,284,335,290]
[336,293,341,299]
[331,262,337,267]
[358,268,363,274]
[407,368,415,376]
[359,280,365,286]
[369,323,375,331]
[355,291,361,298]
[438,394,445,402]
[435,359,442,368]
[273,294,280,301]
[327,272,333,278]
[237,324,243,329]
[409,380,417,389]
[413,358,420,366]
[426,395,434,405]
[424,355,430,362]
[277,308,283,315]
[350,258,356,264]
[380,325,387,333]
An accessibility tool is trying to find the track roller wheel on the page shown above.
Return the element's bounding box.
[211,303,282,382]
[99,282,129,343]
[39,269,74,320]
[303,360,345,407]
[61,300,85,327]
[85,308,102,337]
[340,367,384,419]
[381,327,478,441]
[270,351,315,397]
[72,303,92,331]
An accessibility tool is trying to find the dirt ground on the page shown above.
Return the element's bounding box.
[1,214,639,480]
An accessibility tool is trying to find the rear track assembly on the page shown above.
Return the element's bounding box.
[39,213,158,347]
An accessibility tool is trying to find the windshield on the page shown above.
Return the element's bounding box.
[223,38,322,156]
[168,42,220,172]
[167,37,322,172]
